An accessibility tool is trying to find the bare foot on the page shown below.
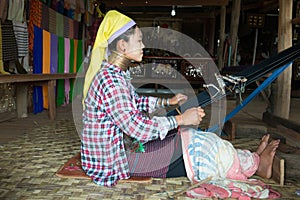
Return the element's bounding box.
[256,139,280,179]
[256,134,270,155]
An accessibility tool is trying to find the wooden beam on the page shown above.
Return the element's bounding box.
[0,73,82,84]
[102,0,229,7]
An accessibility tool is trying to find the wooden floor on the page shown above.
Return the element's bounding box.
[0,95,300,199]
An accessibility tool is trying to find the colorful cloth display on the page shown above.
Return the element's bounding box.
[33,25,43,114]
[49,8,56,34]
[64,38,70,105]
[56,36,65,107]
[1,20,18,62]
[0,21,9,74]
[12,21,29,57]
[50,33,58,73]
[43,30,51,109]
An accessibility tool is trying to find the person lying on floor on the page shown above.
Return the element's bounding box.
[81,10,280,195]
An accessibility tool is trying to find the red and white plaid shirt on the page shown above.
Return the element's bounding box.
[81,62,177,186]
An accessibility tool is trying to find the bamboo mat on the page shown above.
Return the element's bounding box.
[1,119,299,199]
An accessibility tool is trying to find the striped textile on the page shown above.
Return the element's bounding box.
[0,22,3,64]
[127,133,175,177]
[12,21,29,57]
[181,129,234,182]
[0,21,8,74]
[42,4,49,31]
[1,20,18,62]
[49,7,57,34]
[63,16,70,38]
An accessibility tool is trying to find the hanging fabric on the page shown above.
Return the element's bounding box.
[41,3,49,31]
[57,36,65,107]
[50,33,58,73]
[73,39,78,73]
[1,20,18,62]
[63,16,70,38]
[64,38,70,105]
[49,7,56,34]
[12,21,29,57]
[33,25,43,114]
[7,0,25,22]
[42,29,51,109]
[56,12,63,37]
[69,39,74,101]
[0,21,9,74]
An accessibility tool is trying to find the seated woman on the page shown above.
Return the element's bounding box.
[81,10,280,194]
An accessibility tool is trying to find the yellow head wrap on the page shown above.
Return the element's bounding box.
[83,10,136,103]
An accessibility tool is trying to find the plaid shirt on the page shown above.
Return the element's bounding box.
[81,62,178,186]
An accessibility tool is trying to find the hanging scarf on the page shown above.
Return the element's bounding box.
[82,10,136,105]
[33,25,43,114]
[42,29,51,109]
[57,36,65,107]
[50,33,58,73]
[64,38,70,105]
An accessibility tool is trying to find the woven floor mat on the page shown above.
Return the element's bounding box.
[1,119,300,199]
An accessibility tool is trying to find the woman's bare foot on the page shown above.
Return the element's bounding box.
[256,134,270,155]
[256,139,280,179]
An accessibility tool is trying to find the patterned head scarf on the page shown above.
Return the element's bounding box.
[83,10,136,103]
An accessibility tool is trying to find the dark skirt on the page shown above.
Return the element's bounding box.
[127,130,187,178]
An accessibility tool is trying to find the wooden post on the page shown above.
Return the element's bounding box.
[229,0,241,66]
[273,0,293,119]
[16,84,28,118]
[48,80,56,120]
[218,5,226,70]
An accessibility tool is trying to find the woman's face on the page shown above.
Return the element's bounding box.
[124,27,145,62]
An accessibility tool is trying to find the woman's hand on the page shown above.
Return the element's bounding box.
[169,93,188,106]
[175,107,205,126]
